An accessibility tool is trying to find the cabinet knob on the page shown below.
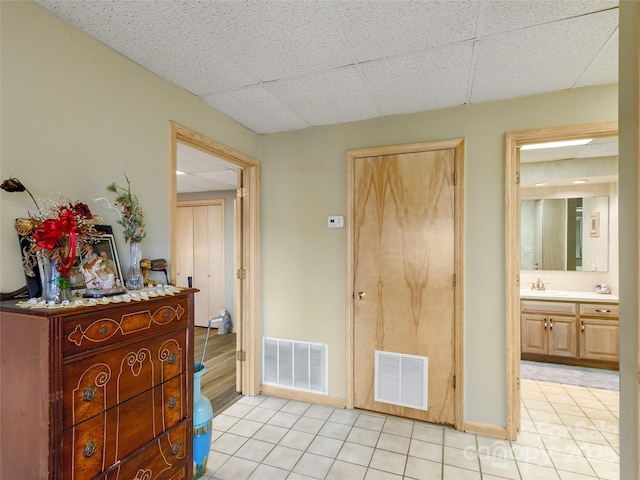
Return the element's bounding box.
[549,319,553,329]
[171,441,181,456]
[355,291,366,300]
[581,321,585,332]
[168,396,177,409]
[167,353,177,365]
[82,385,97,402]
[83,440,98,458]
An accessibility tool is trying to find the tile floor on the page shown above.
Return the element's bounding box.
[202,379,619,480]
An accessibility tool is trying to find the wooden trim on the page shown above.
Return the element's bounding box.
[463,421,507,440]
[176,199,224,208]
[260,385,347,409]
[169,121,261,396]
[504,122,618,441]
[345,138,465,427]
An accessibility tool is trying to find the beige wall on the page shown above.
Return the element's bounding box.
[2,1,638,477]
[0,1,259,292]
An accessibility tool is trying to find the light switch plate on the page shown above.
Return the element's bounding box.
[328,216,344,228]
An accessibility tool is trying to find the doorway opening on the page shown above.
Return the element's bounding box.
[505,122,619,441]
[169,122,261,402]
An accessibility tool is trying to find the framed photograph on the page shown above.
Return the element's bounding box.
[79,225,124,288]
[590,213,600,237]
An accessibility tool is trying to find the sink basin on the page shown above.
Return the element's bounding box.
[520,289,568,297]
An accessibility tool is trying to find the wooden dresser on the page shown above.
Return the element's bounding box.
[0,289,196,480]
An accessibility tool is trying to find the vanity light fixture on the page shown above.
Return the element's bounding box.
[534,182,548,187]
[572,179,588,184]
[521,138,593,150]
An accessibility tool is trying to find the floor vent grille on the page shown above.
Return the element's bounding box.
[263,337,328,395]
[375,350,428,410]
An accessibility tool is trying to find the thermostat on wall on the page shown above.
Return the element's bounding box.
[328,216,344,228]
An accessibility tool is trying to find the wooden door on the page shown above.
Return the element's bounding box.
[176,202,225,327]
[352,147,458,425]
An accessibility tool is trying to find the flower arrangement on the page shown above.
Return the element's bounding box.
[1,177,99,289]
[106,174,146,243]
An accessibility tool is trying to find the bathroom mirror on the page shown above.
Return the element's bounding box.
[519,135,617,273]
[520,196,609,271]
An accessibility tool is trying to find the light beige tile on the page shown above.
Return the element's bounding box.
[404,456,442,480]
[355,413,386,431]
[252,424,289,444]
[211,456,258,480]
[227,419,264,438]
[556,470,600,480]
[326,460,367,480]
[476,436,514,460]
[260,396,289,410]
[512,430,546,448]
[542,435,581,455]
[234,438,275,462]
[244,406,277,423]
[576,440,618,462]
[443,446,479,471]
[304,403,335,420]
[528,408,562,424]
[442,464,481,479]
[364,468,403,480]
[519,418,538,433]
[545,393,577,406]
[382,418,414,438]
[444,429,477,450]
[588,457,619,480]
[535,421,572,439]
[292,452,334,479]
[280,400,311,415]
[551,403,584,416]
[329,408,360,425]
[522,389,548,401]
[567,425,609,445]
[213,414,240,432]
[318,421,352,440]
[524,398,554,411]
[557,413,595,430]
[517,461,560,480]
[591,418,618,434]
[511,444,553,467]
[348,426,381,447]
[222,402,256,418]
[262,445,303,470]
[409,438,443,462]
[369,449,407,475]
[412,423,444,444]
[267,410,300,428]
[601,430,619,448]
[247,463,288,480]
[211,432,249,455]
[278,429,315,451]
[337,442,375,466]
[292,415,325,434]
[205,451,230,474]
[572,398,606,410]
[307,435,344,458]
[377,432,411,454]
[548,450,595,476]
[237,394,268,406]
[479,455,520,479]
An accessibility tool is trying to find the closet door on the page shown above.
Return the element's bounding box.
[177,202,225,327]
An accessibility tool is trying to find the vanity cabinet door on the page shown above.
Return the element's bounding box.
[547,316,576,357]
[521,314,548,355]
[580,319,619,362]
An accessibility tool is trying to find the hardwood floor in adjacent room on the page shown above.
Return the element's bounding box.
[193,326,241,416]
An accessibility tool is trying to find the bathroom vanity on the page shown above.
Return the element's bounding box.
[520,290,619,369]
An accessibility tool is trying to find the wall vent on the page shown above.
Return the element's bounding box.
[262,337,328,395]
[375,350,428,410]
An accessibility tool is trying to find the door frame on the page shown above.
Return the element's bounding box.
[170,122,261,395]
[504,121,618,440]
[345,139,464,431]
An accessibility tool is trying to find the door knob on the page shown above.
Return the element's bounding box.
[356,291,366,300]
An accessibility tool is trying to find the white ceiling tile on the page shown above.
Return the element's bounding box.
[471,9,618,103]
[265,67,380,127]
[478,0,618,37]
[176,1,352,82]
[203,86,310,134]
[361,42,474,116]
[575,28,618,87]
[330,0,480,63]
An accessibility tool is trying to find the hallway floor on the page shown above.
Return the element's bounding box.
[201,379,619,479]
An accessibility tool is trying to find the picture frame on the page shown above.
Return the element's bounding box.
[80,225,124,288]
[590,212,600,238]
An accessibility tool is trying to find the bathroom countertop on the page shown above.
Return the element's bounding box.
[520,290,619,303]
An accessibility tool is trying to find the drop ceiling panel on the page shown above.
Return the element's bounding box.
[204,85,310,134]
[265,67,380,126]
[471,9,618,104]
[330,0,480,63]
[361,42,474,116]
[177,1,352,82]
[575,28,618,88]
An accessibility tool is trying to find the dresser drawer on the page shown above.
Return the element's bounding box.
[63,376,187,480]
[521,300,576,315]
[63,329,186,428]
[96,421,188,480]
[580,303,619,318]
[63,297,189,357]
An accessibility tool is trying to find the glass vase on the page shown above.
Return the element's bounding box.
[40,253,73,303]
[193,363,213,478]
[125,242,144,290]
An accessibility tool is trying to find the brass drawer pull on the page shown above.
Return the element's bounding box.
[167,353,177,365]
[83,440,98,458]
[168,396,177,409]
[171,441,181,456]
[82,385,97,402]
[595,309,611,313]
[99,326,108,335]
[163,311,170,320]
